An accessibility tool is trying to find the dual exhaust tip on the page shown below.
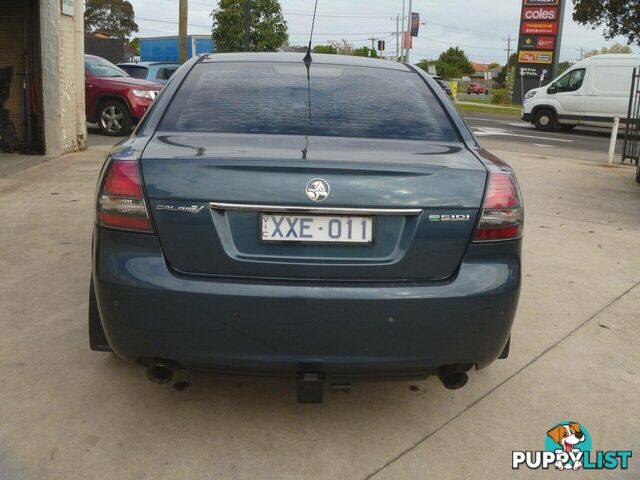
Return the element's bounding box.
[146,361,472,391]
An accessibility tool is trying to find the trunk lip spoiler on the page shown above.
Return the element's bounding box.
[209,202,422,216]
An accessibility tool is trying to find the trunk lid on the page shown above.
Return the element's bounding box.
[141,133,487,282]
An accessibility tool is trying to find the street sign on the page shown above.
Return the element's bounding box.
[428,65,437,75]
[514,0,566,103]
[410,13,420,37]
[61,0,74,16]
[523,7,558,21]
[519,65,550,78]
[519,35,556,50]
[518,50,553,64]
[521,21,558,35]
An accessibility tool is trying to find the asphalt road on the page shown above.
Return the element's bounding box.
[462,112,626,161]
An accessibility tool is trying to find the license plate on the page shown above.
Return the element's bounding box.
[260,214,374,244]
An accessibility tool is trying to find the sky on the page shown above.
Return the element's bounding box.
[129,0,638,65]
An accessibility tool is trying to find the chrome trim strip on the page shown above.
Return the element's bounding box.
[209,202,422,216]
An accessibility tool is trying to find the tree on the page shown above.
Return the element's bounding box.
[435,47,474,79]
[416,59,438,74]
[313,45,337,54]
[487,62,501,70]
[583,43,633,58]
[211,0,288,53]
[557,61,574,76]
[85,0,138,40]
[573,0,640,44]
[352,47,378,58]
[128,37,140,55]
[328,39,354,55]
[495,53,518,87]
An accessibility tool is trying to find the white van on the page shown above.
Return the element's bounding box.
[522,54,640,131]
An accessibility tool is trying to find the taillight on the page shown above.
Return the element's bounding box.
[474,172,523,242]
[97,159,153,233]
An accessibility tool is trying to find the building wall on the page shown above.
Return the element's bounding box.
[40,0,87,156]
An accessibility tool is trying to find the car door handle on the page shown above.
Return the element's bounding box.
[587,93,598,97]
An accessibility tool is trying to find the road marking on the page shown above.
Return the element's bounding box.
[465,117,522,123]
[472,127,574,143]
[532,143,554,147]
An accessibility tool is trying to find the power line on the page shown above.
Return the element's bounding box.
[160,0,397,19]
[136,16,394,36]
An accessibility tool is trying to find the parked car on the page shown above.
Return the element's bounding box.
[117,61,181,85]
[523,54,640,131]
[89,53,523,403]
[432,76,453,99]
[467,83,489,95]
[84,54,161,136]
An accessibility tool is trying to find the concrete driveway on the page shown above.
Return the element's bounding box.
[0,138,638,479]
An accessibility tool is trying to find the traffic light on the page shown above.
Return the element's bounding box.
[377,40,385,52]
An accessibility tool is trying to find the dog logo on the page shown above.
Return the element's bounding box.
[513,420,632,471]
[305,179,330,202]
[546,422,587,470]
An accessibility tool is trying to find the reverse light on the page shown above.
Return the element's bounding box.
[97,159,153,232]
[474,172,523,242]
[131,89,154,100]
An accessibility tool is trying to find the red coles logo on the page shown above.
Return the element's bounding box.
[523,7,558,21]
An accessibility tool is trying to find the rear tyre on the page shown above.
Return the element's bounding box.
[97,100,132,136]
[560,124,576,131]
[533,108,556,131]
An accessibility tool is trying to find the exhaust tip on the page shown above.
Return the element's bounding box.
[146,363,174,384]
[437,365,471,390]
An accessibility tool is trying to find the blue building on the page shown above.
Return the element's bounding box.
[140,36,214,63]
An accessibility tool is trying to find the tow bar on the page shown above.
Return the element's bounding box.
[297,373,325,404]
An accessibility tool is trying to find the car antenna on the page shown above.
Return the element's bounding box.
[303,0,319,64]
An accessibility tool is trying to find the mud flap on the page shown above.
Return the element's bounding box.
[89,279,112,352]
[499,336,511,359]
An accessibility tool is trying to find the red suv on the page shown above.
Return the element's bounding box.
[85,55,161,136]
[467,83,489,95]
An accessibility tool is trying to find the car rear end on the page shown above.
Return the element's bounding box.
[91,54,522,397]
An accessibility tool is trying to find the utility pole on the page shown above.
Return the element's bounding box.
[504,36,514,70]
[404,0,413,63]
[395,14,400,61]
[368,37,376,51]
[243,0,251,52]
[576,47,584,60]
[178,0,188,63]
[401,0,406,62]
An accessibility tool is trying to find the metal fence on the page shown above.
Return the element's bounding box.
[622,67,640,166]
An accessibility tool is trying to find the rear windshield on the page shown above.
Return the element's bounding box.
[160,62,458,141]
[119,65,149,79]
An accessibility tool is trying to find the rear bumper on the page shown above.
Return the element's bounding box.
[93,227,521,376]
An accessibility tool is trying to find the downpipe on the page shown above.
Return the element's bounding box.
[437,364,473,390]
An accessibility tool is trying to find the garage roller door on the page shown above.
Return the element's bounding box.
[0,2,26,143]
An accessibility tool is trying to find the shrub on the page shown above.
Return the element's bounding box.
[491,89,512,105]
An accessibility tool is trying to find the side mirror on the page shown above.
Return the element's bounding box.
[547,85,557,94]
